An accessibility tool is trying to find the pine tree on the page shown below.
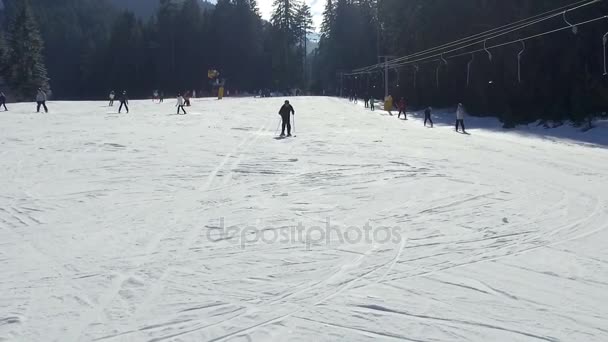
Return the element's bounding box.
[104,12,144,94]
[156,0,180,91]
[271,0,297,39]
[175,0,203,90]
[295,1,313,88]
[320,0,334,40]
[249,0,261,17]
[6,0,49,100]
[231,0,264,90]
[0,30,9,77]
[311,0,336,94]
[295,2,313,46]
[0,29,9,100]
[271,0,299,88]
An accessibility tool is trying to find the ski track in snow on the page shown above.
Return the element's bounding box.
[0,97,607,342]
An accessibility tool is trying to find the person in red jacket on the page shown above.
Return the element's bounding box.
[397,97,407,120]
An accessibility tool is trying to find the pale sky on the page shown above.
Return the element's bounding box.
[205,0,323,32]
[257,0,324,31]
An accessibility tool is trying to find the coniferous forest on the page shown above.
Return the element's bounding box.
[1,0,607,125]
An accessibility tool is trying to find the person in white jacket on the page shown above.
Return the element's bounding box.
[176,93,187,115]
[455,103,467,133]
[109,90,115,106]
[36,88,48,113]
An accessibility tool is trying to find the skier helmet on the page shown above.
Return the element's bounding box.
[285,100,290,104]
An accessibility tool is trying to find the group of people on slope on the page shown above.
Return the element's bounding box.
[353,92,466,133]
[350,93,376,111]
[107,90,194,115]
[383,96,415,122]
[108,91,130,113]
[176,91,194,106]
[152,90,165,103]
[392,97,467,133]
[0,88,49,113]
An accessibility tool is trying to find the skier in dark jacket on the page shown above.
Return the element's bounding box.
[424,107,433,127]
[119,91,129,113]
[397,98,407,119]
[0,92,7,111]
[278,100,295,137]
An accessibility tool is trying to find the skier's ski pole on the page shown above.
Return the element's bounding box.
[274,117,282,136]
[292,115,296,136]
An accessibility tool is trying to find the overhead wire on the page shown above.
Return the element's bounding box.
[347,0,602,75]
[343,14,608,76]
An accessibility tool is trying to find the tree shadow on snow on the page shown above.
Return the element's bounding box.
[405,108,608,148]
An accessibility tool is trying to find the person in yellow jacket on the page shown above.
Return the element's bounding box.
[384,95,394,115]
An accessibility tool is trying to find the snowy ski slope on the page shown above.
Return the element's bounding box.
[1,97,607,341]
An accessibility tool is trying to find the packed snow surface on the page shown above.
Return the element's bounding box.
[1,97,607,342]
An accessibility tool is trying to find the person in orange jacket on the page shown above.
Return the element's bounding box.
[384,95,394,115]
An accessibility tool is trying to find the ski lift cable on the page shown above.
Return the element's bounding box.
[355,0,599,72]
[343,15,608,79]
[384,0,597,66]
[351,0,600,73]
[450,15,608,59]
[352,8,567,74]
[376,5,591,71]
[378,15,608,71]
